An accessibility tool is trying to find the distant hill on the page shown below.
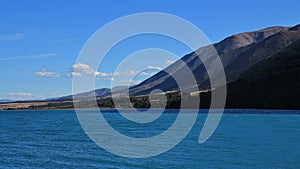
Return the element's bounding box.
[55,86,128,101]
[0,99,13,103]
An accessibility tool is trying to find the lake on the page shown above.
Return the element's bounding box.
[0,109,299,168]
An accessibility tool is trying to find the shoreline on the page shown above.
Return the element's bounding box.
[0,107,299,113]
[1,99,299,112]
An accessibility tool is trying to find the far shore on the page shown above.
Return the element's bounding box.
[1,100,300,112]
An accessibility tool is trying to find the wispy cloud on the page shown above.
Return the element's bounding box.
[138,72,152,76]
[70,63,161,81]
[0,33,25,41]
[165,60,175,65]
[146,66,162,70]
[3,92,48,100]
[110,67,160,77]
[35,69,60,78]
[115,69,136,76]
[0,53,59,62]
[7,92,32,97]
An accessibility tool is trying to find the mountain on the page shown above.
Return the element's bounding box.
[52,24,300,109]
[226,38,300,109]
[57,88,110,101]
[128,24,300,109]
[225,25,300,81]
[55,86,128,101]
[127,25,291,96]
[0,99,13,103]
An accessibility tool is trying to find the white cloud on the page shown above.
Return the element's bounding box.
[95,71,113,77]
[113,72,121,76]
[0,33,25,40]
[111,67,159,77]
[146,66,162,70]
[7,92,32,97]
[35,70,60,78]
[72,63,113,77]
[68,72,82,77]
[72,63,94,74]
[139,72,151,76]
[165,60,175,65]
[70,63,162,80]
[4,92,47,100]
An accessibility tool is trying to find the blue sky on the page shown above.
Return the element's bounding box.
[0,0,299,100]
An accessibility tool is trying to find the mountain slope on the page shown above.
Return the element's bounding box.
[53,24,300,110]
[57,88,111,101]
[128,26,290,96]
[226,38,300,109]
[225,25,300,81]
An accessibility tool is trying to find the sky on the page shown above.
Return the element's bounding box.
[0,0,299,100]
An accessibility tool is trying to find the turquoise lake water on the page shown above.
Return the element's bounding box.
[0,109,299,168]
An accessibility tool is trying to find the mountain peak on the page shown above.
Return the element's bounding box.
[214,26,289,54]
[289,24,300,31]
[256,26,289,32]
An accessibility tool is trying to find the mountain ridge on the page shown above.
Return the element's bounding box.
[58,24,299,100]
[127,25,294,96]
